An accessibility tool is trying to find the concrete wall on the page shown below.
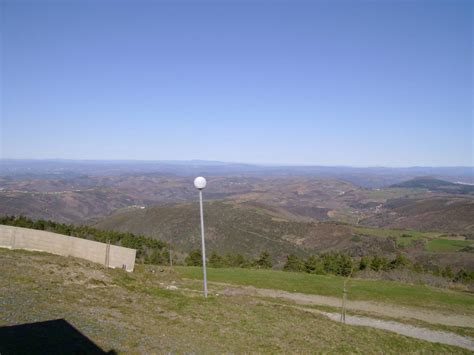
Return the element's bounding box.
[0,225,136,272]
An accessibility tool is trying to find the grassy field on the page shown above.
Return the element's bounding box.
[352,225,474,251]
[362,188,427,200]
[426,239,472,252]
[353,225,441,247]
[0,248,472,353]
[176,266,474,315]
[353,226,439,239]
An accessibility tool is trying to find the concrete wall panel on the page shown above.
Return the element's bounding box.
[108,245,136,271]
[0,225,136,271]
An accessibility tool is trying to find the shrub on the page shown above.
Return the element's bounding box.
[370,255,389,272]
[145,250,167,265]
[454,268,474,283]
[389,253,411,269]
[185,249,203,266]
[304,256,325,274]
[351,235,361,242]
[283,254,305,272]
[359,256,371,271]
[224,253,250,268]
[441,265,454,279]
[321,253,353,276]
[254,251,273,269]
[209,251,226,268]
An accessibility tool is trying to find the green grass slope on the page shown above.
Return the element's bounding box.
[177,266,474,315]
[426,239,472,252]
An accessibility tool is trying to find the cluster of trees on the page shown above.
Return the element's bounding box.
[0,215,168,263]
[184,250,411,277]
[185,250,273,269]
[185,248,474,284]
[282,253,411,276]
[282,252,474,283]
[430,265,474,284]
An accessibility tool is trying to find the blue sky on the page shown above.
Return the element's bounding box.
[1,0,472,166]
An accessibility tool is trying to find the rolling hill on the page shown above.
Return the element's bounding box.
[3,171,472,230]
[93,201,401,263]
[360,197,474,234]
[391,177,474,195]
[93,200,474,271]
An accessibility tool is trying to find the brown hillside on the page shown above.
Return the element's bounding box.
[360,197,474,233]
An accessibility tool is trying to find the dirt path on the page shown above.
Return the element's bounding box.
[219,285,474,328]
[215,284,474,351]
[297,307,474,351]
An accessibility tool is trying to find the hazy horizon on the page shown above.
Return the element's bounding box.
[1,158,473,170]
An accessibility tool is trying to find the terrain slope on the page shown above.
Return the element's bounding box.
[361,197,474,233]
[1,248,472,353]
[93,201,474,270]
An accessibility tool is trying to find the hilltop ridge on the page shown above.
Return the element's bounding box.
[391,177,474,195]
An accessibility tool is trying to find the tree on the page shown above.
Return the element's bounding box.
[359,256,371,271]
[320,253,353,276]
[370,255,388,272]
[413,262,424,273]
[389,253,410,270]
[185,249,203,266]
[283,254,304,272]
[209,251,225,268]
[145,250,166,265]
[254,251,273,269]
[441,265,454,279]
[339,254,354,276]
[304,255,325,274]
[454,268,474,283]
[224,253,249,268]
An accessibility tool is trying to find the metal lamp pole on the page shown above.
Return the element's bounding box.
[194,176,208,298]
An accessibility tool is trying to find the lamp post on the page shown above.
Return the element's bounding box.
[194,176,208,298]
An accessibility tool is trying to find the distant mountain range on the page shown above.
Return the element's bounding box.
[1,159,472,187]
[1,163,473,270]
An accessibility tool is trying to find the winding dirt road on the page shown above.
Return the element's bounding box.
[217,284,474,351]
[220,285,474,328]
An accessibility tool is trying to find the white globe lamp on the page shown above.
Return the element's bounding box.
[194,176,208,297]
[194,176,207,190]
